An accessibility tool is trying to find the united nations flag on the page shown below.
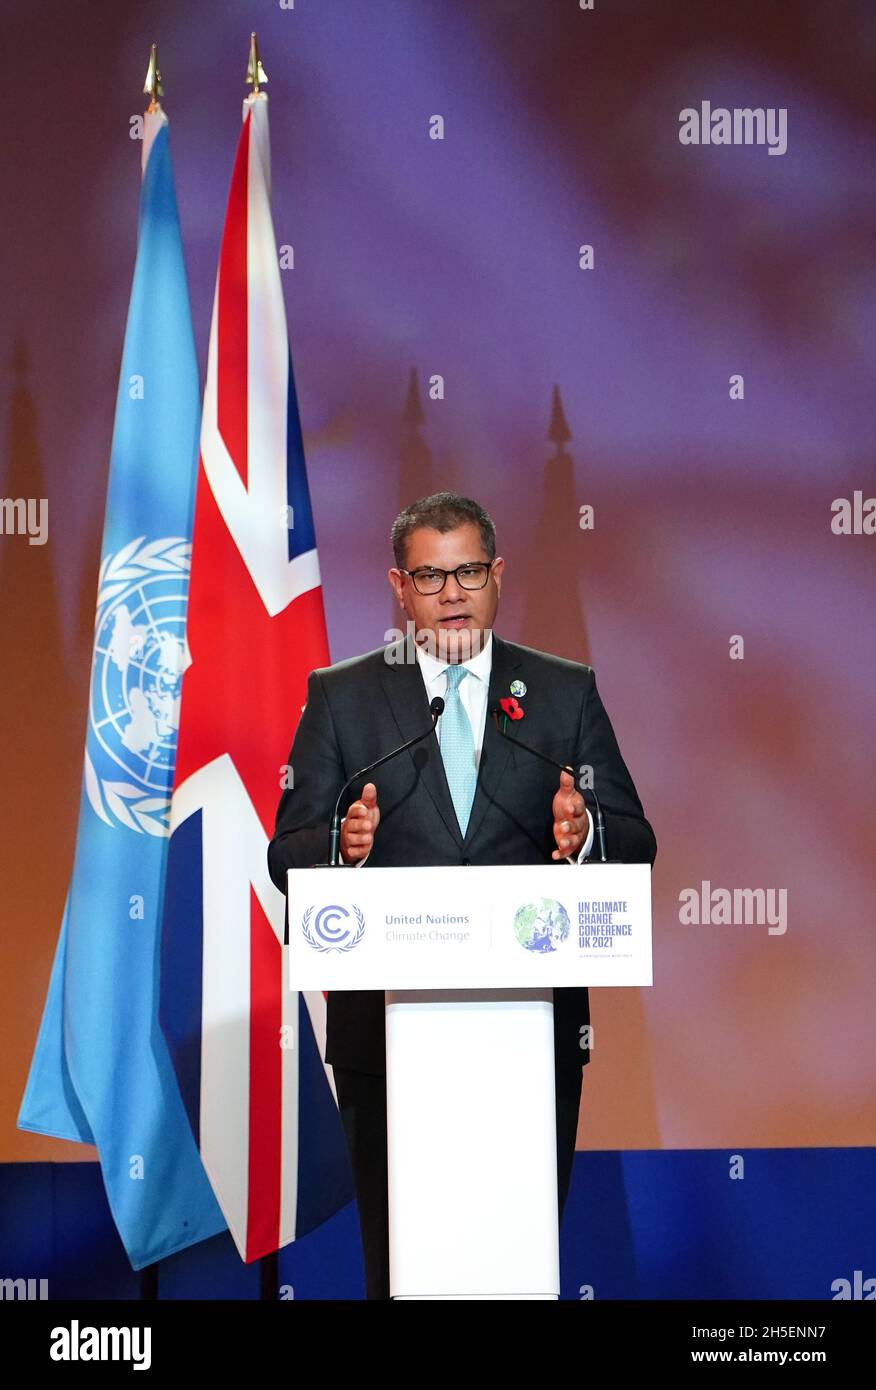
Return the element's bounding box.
[17,95,226,1267]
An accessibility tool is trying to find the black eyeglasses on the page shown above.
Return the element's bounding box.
[399,561,494,595]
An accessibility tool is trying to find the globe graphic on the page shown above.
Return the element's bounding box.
[513,898,571,953]
[90,571,189,792]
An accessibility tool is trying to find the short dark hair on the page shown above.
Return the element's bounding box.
[391,492,496,568]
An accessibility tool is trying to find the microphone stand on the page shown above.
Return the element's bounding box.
[327,699,445,866]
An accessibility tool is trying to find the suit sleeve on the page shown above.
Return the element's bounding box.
[267,669,345,890]
[576,669,657,866]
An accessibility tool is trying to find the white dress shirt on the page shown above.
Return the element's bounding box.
[347,628,593,863]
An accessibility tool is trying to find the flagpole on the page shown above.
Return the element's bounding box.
[137,39,163,1301]
[245,30,279,1299]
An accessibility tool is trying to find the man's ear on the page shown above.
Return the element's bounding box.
[387,567,405,607]
[491,556,505,595]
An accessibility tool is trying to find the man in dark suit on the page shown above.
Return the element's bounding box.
[268,492,656,1299]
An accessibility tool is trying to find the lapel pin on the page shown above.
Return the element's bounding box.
[499,695,525,724]
[510,680,527,698]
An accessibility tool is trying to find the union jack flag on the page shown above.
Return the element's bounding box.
[159,92,353,1263]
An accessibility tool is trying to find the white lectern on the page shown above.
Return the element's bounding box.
[287,862,652,1300]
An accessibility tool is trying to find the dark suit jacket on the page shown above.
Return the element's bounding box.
[267,631,656,1077]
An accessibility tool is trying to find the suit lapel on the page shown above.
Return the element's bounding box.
[462,633,521,849]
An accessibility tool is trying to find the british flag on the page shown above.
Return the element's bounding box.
[159,92,352,1263]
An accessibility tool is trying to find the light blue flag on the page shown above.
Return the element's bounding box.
[18,110,226,1267]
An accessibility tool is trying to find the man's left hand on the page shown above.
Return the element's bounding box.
[551,769,587,860]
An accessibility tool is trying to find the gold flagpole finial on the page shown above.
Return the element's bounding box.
[143,43,163,112]
[246,32,268,93]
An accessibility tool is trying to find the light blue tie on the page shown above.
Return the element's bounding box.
[440,664,477,836]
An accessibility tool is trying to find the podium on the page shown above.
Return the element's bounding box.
[287,862,652,1299]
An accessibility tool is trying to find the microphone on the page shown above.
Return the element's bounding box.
[327,696,445,866]
[490,706,607,862]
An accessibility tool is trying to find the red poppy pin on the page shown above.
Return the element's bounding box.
[499,695,524,724]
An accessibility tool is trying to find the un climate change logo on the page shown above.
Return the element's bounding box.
[85,537,190,836]
[513,898,570,953]
[302,904,366,953]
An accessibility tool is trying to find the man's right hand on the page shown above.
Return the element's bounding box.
[340,782,380,863]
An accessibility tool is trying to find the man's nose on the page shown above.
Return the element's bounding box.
[441,573,466,601]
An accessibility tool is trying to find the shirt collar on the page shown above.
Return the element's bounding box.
[415,627,494,685]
